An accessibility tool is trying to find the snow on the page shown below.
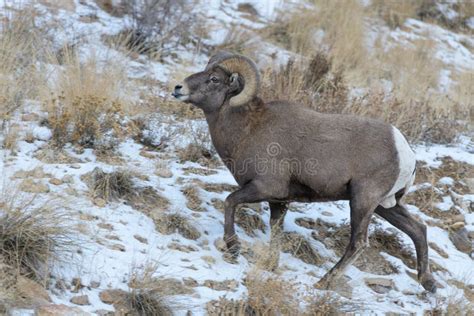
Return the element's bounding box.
[1,0,473,315]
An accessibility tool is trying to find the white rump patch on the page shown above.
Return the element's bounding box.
[380,126,416,209]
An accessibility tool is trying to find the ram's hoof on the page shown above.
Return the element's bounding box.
[224,236,241,259]
[420,273,437,293]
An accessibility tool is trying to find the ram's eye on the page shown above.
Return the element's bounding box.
[210,76,219,83]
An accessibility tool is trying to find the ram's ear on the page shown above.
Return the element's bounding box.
[229,73,240,94]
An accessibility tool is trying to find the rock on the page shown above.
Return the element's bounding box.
[17,276,51,306]
[133,234,148,244]
[35,304,90,316]
[449,228,472,254]
[94,310,114,316]
[322,211,333,217]
[49,178,63,185]
[97,223,114,231]
[90,281,101,289]
[450,222,465,230]
[93,198,107,207]
[155,167,173,178]
[62,175,74,183]
[139,150,155,159]
[70,295,90,306]
[365,277,395,294]
[451,214,465,223]
[203,279,238,291]
[465,178,474,193]
[22,113,39,121]
[20,179,50,193]
[468,231,474,240]
[99,289,127,305]
[107,243,126,252]
[214,238,227,252]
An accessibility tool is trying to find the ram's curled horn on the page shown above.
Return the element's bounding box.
[207,52,260,107]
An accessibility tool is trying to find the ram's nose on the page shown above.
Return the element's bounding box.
[172,85,182,98]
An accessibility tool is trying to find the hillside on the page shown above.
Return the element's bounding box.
[0,0,473,315]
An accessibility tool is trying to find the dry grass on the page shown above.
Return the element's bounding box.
[83,168,135,202]
[0,8,43,128]
[303,290,346,316]
[120,263,175,316]
[235,208,266,237]
[155,213,201,240]
[260,53,468,143]
[264,0,366,72]
[371,0,474,32]
[42,48,132,148]
[280,232,323,266]
[243,268,301,315]
[260,2,470,143]
[0,194,75,283]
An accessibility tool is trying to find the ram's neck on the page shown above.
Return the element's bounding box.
[205,99,263,165]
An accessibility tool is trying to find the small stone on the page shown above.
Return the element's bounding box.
[322,211,333,216]
[17,276,51,306]
[134,234,148,244]
[62,175,74,183]
[94,198,107,207]
[49,178,63,185]
[450,222,465,230]
[70,164,81,169]
[451,214,465,223]
[70,295,90,306]
[108,243,126,252]
[156,168,173,178]
[20,179,49,193]
[35,304,90,316]
[97,223,114,231]
[99,289,127,305]
[365,277,395,294]
[22,113,39,121]
[203,280,238,291]
[94,310,114,316]
[214,238,227,252]
[90,281,101,289]
[201,255,216,265]
[449,228,472,254]
[468,231,474,240]
[140,150,155,159]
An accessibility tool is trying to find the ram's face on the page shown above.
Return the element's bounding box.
[172,66,242,113]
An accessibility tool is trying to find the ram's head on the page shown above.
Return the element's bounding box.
[172,52,260,113]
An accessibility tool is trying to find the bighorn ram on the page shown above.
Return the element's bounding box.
[172,52,436,292]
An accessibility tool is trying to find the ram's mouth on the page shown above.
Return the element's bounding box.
[171,92,189,101]
[172,83,190,101]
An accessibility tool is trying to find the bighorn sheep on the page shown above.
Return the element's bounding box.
[172,52,437,292]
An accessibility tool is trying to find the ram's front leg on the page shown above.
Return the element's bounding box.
[223,182,266,259]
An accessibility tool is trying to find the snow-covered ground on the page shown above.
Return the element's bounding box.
[1,0,473,315]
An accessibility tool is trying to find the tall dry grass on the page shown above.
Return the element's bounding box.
[42,47,133,148]
[261,1,471,143]
[0,194,76,283]
[0,8,44,129]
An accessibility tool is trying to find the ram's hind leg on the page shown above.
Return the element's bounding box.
[317,181,380,289]
[375,202,436,293]
[267,202,288,270]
